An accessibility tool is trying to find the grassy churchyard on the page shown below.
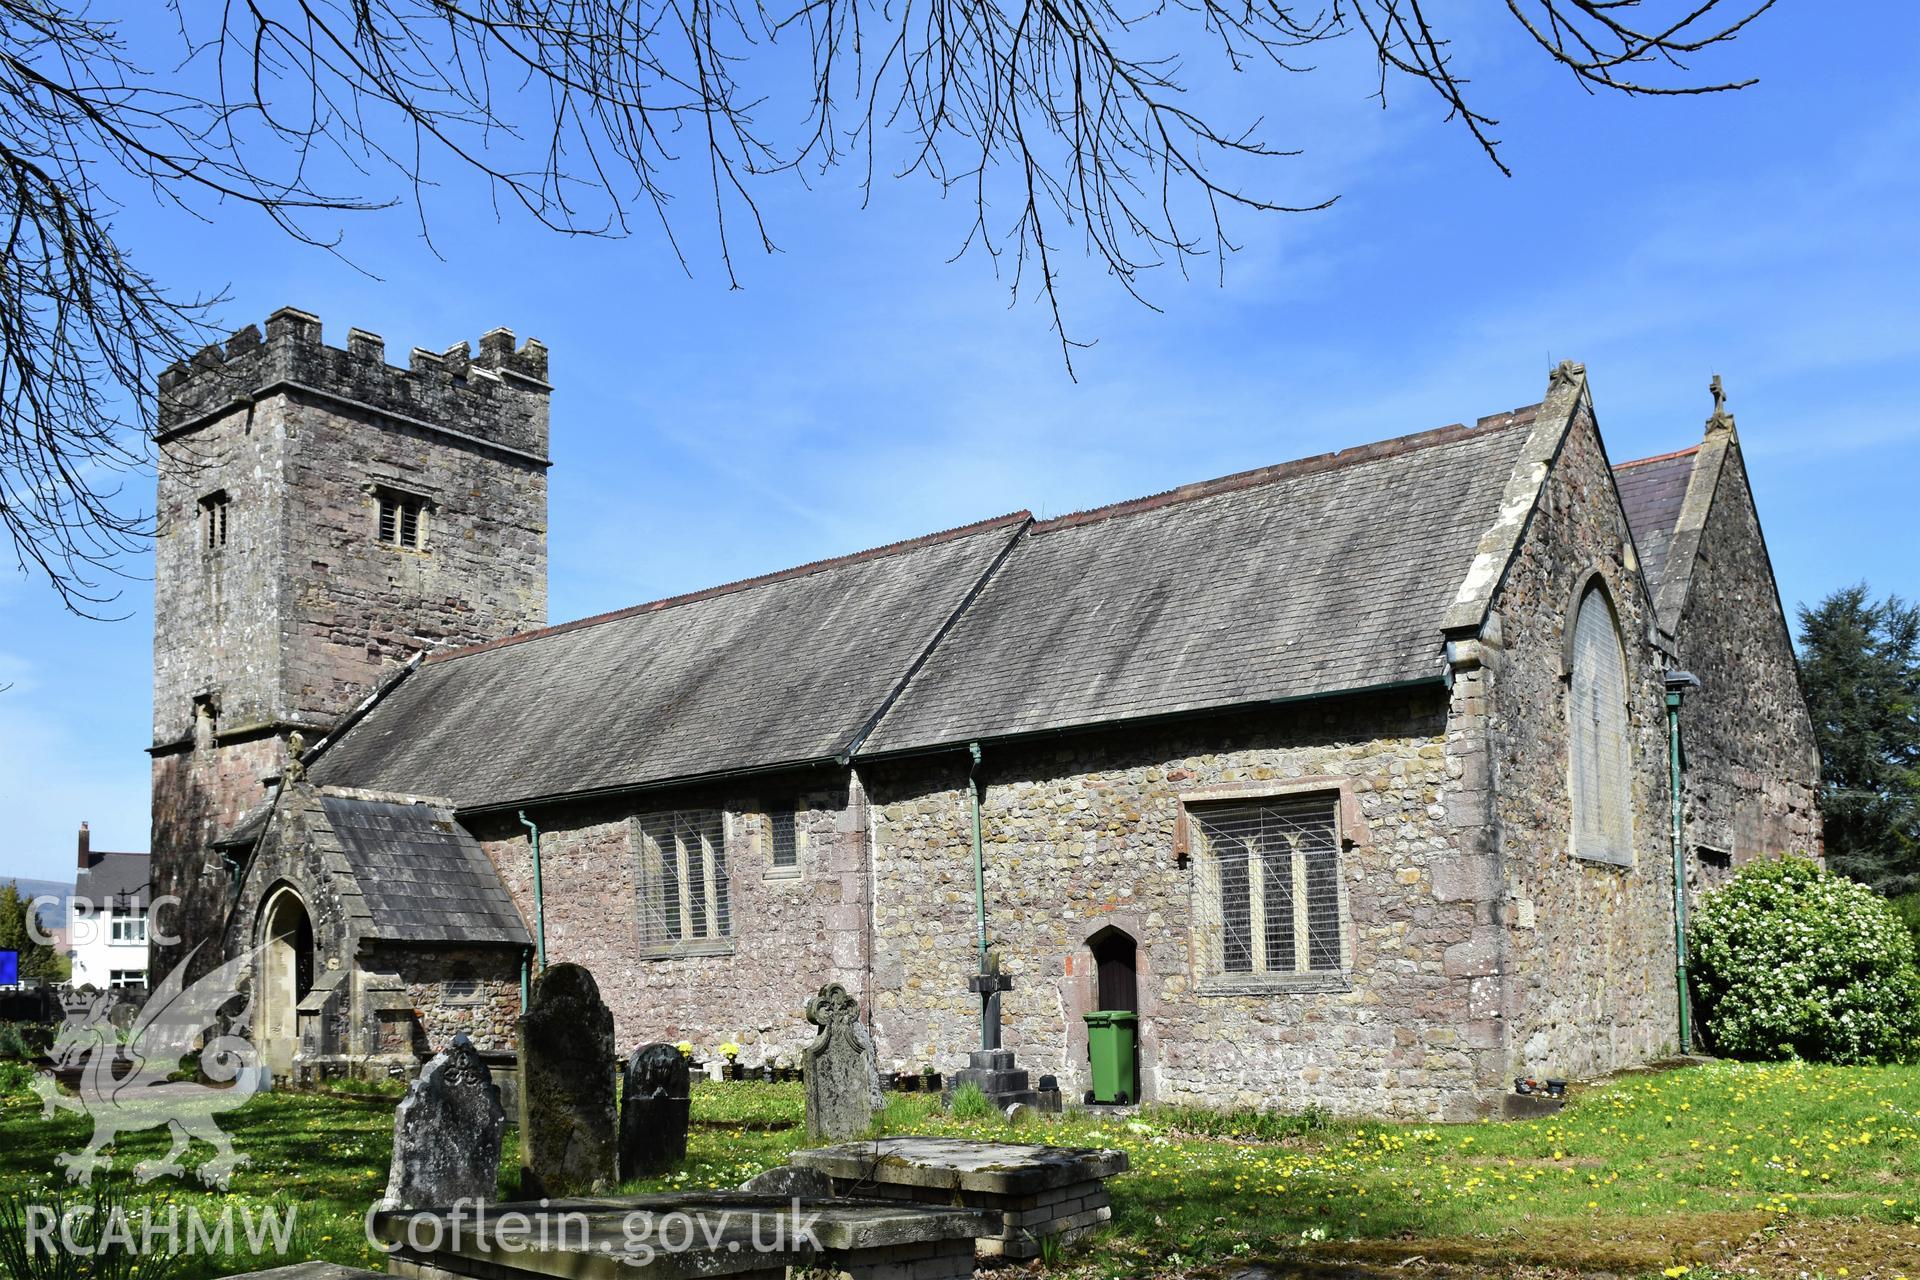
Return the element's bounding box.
[2,1060,1918,1280]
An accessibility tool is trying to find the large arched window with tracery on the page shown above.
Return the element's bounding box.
[1570,582,1633,864]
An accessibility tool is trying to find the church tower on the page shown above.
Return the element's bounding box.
[149,308,551,973]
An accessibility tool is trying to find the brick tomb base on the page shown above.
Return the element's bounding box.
[789,1136,1129,1259]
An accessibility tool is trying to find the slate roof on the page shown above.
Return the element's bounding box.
[319,795,531,944]
[214,802,273,849]
[310,403,1559,802]
[1613,446,1700,596]
[861,416,1539,755]
[72,854,151,910]
[309,515,1031,809]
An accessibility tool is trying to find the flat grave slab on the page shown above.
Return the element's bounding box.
[370,1191,988,1280]
[218,1266,387,1280]
[789,1136,1130,1258]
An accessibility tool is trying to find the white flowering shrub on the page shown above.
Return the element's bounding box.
[1690,856,1920,1064]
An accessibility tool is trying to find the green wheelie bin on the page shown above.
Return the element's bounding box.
[1083,1010,1138,1104]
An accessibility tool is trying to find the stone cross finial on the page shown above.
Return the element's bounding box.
[1707,373,1736,433]
[1548,359,1586,391]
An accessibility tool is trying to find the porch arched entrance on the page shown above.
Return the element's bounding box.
[257,886,314,1076]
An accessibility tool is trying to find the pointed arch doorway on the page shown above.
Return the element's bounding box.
[1082,925,1142,1103]
[1089,927,1138,1015]
[258,886,314,1076]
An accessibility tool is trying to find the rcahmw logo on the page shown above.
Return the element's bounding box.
[31,942,267,1187]
[21,1204,297,1259]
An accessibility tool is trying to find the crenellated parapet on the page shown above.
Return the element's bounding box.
[157,306,551,463]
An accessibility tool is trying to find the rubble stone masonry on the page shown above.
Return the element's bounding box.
[1482,400,1680,1082]
[472,769,872,1066]
[861,690,1495,1120]
[1670,443,1822,878]
[151,308,549,974]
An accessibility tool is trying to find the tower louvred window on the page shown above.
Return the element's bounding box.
[376,491,427,549]
[199,492,229,550]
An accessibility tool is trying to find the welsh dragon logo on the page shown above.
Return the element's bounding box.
[32,945,265,1187]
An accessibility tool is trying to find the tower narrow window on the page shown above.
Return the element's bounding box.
[376,491,428,550]
[1570,582,1635,864]
[199,492,229,551]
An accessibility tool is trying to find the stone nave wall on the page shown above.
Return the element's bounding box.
[861,689,1506,1120]
[473,769,871,1066]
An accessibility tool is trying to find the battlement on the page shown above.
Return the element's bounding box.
[157,307,551,462]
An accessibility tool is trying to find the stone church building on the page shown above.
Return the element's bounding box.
[148,308,1819,1116]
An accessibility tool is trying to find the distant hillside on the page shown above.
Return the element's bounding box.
[1,878,75,929]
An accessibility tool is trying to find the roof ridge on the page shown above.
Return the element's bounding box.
[1614,444,1701,471]
[1031,406,1541,535]
[426,509,1034,664]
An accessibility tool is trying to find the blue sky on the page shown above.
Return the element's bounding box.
[2,5,1916,883]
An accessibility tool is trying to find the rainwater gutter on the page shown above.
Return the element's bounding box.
[1665,670,1701,1055]
[519,810,547,974]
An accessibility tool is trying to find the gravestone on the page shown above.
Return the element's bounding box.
[516,963,617,1198]
[619,1042,691,1180]
[801,982,883,1142]
[381,1033,508,1209]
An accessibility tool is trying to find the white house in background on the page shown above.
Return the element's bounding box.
[70,823,152,990]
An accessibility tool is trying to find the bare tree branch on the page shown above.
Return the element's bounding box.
[0,0,1776,606]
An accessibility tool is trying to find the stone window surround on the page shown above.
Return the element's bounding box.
[629,810,736,960]
[1693,843,1732,869]
[1174,776,1364,997]
[1562,567,1638,869]
[757,798,815,882]
[440,966,486,1006]
[366,482,435,554]
[198,489,230,553]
